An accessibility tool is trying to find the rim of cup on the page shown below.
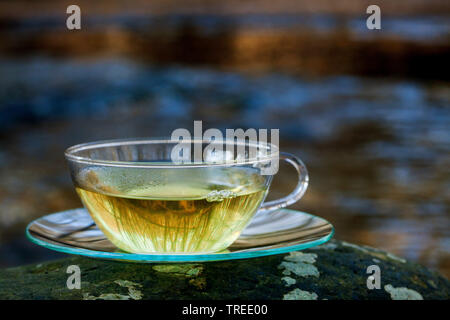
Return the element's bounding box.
[65,137,279,169]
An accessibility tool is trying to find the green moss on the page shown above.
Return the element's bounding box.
[152,264,203,277]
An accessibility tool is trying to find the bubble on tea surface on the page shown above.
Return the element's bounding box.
[205,189,238,202]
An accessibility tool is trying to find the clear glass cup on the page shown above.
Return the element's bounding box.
[65,138,308,254]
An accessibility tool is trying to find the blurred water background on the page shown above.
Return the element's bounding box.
[0,0,449,277]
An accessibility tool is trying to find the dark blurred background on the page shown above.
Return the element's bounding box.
[0,0,449,277]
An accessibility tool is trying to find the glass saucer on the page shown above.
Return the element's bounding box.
[26,208,334,263]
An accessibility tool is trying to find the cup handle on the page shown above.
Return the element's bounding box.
[258,152,309,213]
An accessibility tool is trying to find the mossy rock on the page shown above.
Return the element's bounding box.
[0,240,448,300]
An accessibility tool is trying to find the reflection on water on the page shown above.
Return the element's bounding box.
[0,58,448,276]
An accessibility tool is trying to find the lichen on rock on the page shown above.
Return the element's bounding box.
[81,279,143,300]
[83,292,131,300]
[384,284,423,300]
[284,252,317,264]
[279,252,319,278]
[281,276,296,287]
[283,288,318,300]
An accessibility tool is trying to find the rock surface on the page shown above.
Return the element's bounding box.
[0,240,448,300]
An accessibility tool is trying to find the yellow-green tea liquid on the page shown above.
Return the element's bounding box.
[76,167,267,253]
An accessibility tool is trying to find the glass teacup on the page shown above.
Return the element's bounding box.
[65,138,308,254]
